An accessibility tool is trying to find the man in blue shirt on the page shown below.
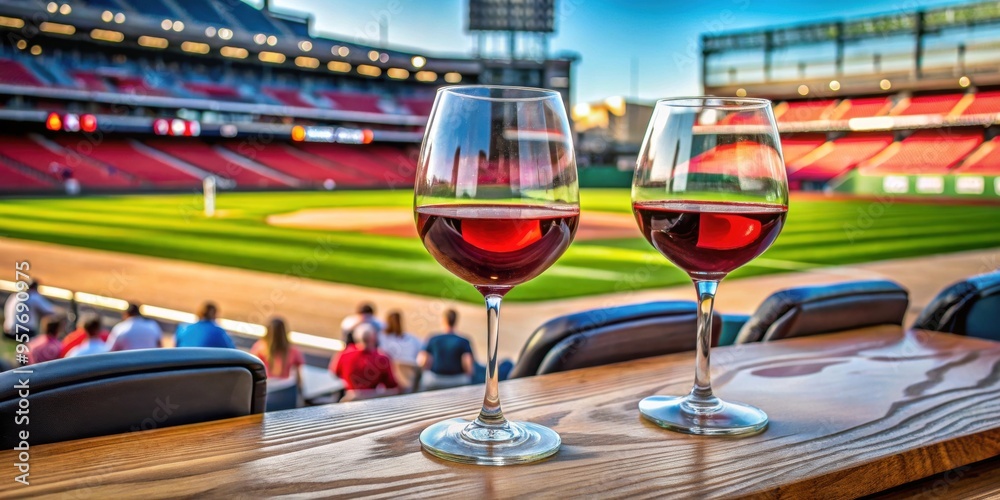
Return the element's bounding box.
[418,309,473,391]
[175,302,235,349]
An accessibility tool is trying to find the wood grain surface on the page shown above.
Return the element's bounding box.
[2,326,999,499]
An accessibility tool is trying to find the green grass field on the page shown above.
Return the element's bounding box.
[0,189,998,302]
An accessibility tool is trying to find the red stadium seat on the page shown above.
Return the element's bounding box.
[55,137,200,186]
[0,58,46,86]
[399,97,434,116]
[780,134,826,164]
[263,88,315,108]
[0,136,135,188]
[0,162,54,190]
[835,97,891,119]
[145,139,290,188]
[225,142,374,186]
[860,129,983,175]
[71,71,111,92]
[777,100,837,122]
[961,91,1000,116]
[954,136,1000,175]
[318,91,384,114]
[893,93,963,116]
[108,75,172,97]
[185,82,243,100]
[295,142,416,187]
[789,133,894,183]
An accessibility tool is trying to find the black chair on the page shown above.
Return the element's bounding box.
[509,301,721,378]
[0,348,266,448]
[735,279,909,344]
[913,271,1000,341]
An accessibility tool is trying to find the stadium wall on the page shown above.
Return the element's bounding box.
[833,171,1000,199]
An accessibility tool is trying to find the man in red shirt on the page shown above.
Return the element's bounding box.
[59,314,109,358]
[334,323,398,393]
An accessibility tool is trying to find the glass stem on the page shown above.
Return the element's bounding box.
[689,279,720,408]
[475,294,507,427]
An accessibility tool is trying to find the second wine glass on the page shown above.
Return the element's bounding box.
[632,97,789,435]
[414,85,579,465]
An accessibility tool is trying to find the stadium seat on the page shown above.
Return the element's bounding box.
[955,136,1000,175]
[962,90,1000,115]
[225,142,371,186]
[781,134,827,164]
[71,71,111,92]
[0,58,46,86]
[0,162,54,190]
[0,135,135,188]
[146,139,289,188]
[833,97,891,119]
[55,137,201,186]
[735,280,909,344]
[185,82,244,101]
[399,97,435,116]
[0,348,266,448]
[319,91,385,114]
[860,129,983,175]
[264,87,315,108]
[776,100,837,122]
[788,133,894,183]
[509,301,721,378]
[913,271,1000,341]
[893,93,964,116]
[295,142,416,186]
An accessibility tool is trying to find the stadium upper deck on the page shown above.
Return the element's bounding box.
[0,0,574,193]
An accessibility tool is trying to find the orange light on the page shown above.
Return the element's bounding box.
[45,112,62,131]
[362,129,374,144]
[81,114,97,133]
[291,125,306,142]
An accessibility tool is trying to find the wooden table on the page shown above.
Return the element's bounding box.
[3,326,1000,499]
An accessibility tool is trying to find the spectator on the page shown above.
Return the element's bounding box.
[334,323,398,393]
[27,314,65,364]
[379,311,422,365]
[64,316,109,358]
[175,302,235,348]
[340,302,384,345]
[4,279,56,339]
[418,309,474,391]
[107,303,162,351]
[59,312,110,358]
[251,317,304,380]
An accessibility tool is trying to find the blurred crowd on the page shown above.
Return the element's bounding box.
[2,280,502,399]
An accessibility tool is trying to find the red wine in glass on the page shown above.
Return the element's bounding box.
[633,200,787,278]
[417,204,579,292]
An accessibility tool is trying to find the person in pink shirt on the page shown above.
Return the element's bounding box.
[27,314,65,365]
[250,317,304,380]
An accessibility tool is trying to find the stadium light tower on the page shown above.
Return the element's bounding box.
[467,0,555,60]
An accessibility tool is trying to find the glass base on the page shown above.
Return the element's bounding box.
[419,418,561,466]
[639,395,768,436]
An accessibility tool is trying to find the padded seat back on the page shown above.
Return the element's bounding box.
[0,348,266,447]
[913,271,1000,340]
[736,280,909,344]
[511,301,720,378]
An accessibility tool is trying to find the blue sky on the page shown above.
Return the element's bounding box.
[268,0,979,103]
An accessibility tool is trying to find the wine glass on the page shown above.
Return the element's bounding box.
[414,85,579,465]
[632,97,788,435]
